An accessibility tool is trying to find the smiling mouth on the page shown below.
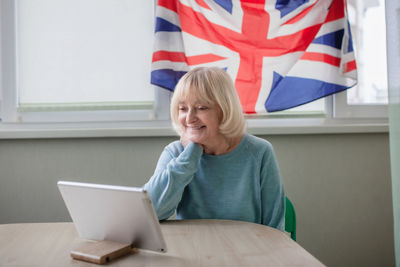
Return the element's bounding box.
[187,126,206,130]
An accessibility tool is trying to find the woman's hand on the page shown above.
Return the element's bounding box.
[180,133,204,150]
[180,132,191,148]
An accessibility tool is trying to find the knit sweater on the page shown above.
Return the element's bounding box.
[143,134,285,230]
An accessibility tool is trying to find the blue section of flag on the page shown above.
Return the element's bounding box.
[347,20,354,52]
[265,72,349,112]
[313,29,344,49]
[275,0,310,17]
[214,0,233,14]
[151,69,187,91]
[155,17,181,33]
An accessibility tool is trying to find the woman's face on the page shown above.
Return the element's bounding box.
[177,94,222,146]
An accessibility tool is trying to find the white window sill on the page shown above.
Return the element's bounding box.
[0,118,388,139]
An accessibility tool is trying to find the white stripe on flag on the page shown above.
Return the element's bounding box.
[152,61,189,72]
[182,32,236,58]
[157,6,181,28]
[290,60,356,86]
[306,43,342,57]
[315,18,347,38]
[154,32,185,52]
[179,0,243,32]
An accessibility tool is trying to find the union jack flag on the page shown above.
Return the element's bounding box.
[151,0,357,113]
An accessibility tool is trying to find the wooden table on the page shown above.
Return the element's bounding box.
[0,220,324,266]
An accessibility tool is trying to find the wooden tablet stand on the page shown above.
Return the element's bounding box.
[70,240,135,264]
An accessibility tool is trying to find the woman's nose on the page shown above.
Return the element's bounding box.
[186,109,197,124]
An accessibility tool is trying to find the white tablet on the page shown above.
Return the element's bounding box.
[57,181,167,253]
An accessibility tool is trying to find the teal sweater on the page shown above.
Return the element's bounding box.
[143,134,285,231]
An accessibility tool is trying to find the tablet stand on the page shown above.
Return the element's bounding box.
[70,240,135,264]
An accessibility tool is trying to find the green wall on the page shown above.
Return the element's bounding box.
[0,133,394,266]
[390,102,400,267]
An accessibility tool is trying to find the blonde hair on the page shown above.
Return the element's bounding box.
[170,67,246,138]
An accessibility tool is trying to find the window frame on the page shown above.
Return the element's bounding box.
[333,0,388,119]
[1,0,19,123]
[333,90,388,118]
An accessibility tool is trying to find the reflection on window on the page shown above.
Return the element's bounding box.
[347,0,388,104]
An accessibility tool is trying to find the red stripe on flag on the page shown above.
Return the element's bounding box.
[152,51,186,62]
[325,0,345,22]
[158,0,178,13]
[152,51,227,65]
[235,0,269,114]
[301,52,341,67]
[344,60,357,72]
[186,54,227,65]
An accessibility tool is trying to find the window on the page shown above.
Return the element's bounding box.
[1,0,156,123]
[333,0,388,118]
[0,0,388,125]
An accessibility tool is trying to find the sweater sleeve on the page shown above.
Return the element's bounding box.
[260,144,286,231]
[143,142,203,220]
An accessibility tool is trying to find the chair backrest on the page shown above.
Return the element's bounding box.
[285,196,296,241]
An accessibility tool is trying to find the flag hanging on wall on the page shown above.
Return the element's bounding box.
[151,0,357,113]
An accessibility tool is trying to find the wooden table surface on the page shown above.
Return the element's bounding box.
[0,219,324,266]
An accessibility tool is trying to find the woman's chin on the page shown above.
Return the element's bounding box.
[191,139,204,145]
[187,135,205,145]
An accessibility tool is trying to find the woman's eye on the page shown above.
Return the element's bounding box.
[198,106,208,110]
[178,106,187,111]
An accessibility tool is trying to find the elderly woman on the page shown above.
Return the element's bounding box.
[144,67,285,230]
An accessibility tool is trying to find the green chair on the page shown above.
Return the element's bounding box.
[285,196,296,241]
